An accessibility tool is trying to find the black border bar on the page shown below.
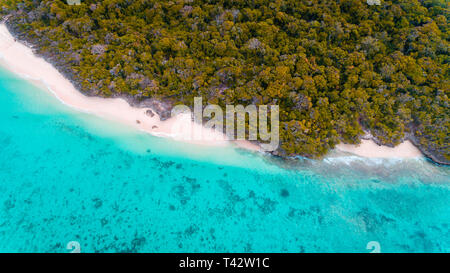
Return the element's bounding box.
[0,253,445,271]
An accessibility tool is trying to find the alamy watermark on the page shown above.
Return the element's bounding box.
[66,0,81,5]
[170,97,279,152]
[366,241,381,253]
[366,0,381,6]
[67,241,81,253]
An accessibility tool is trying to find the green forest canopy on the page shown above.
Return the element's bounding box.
[1,0,449,161]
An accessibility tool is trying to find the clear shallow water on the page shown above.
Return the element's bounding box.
[0,67,449,253]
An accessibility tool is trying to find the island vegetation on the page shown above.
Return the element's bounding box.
[1,0,448,163]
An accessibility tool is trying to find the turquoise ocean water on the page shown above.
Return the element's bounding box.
[0,66,448,253]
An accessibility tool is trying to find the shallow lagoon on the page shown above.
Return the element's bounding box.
[0,67,448,252]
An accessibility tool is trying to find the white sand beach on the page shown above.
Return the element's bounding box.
[336,139,422,158]
[0,23,423,159]
[0,23,260,151]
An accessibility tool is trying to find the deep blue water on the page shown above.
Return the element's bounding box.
[0,67,448,253]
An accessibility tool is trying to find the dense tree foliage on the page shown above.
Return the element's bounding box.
[1,0,449,161]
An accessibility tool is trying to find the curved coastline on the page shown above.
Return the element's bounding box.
[0,23,434,162]
[0,23,261,152]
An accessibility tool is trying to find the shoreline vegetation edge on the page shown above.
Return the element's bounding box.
[0,20,447,165]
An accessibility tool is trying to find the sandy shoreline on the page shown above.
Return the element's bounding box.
[336,139,422,158]
[0,23,260,152]
[0,23,423,159]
